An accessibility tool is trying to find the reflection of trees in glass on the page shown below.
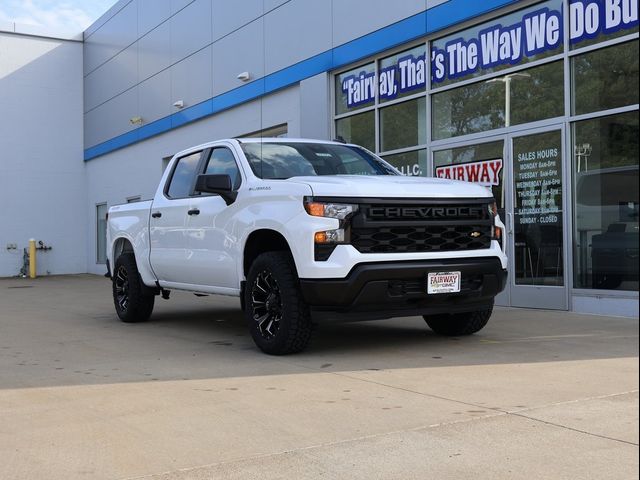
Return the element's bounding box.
[432,81,505,140]
[574,111,639,171]
[433,59,566,140]
[336,111,375,151]
[380,98,426,151]
[573,40,639,116]
[511,61,564,125]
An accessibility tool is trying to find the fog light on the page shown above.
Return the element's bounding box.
[314,229,345,244]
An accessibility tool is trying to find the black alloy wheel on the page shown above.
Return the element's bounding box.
[251,270,283,340]
[244,251,314,355]
[112,253,155,323]
[114,265,130,313]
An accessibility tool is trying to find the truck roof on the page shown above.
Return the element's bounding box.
[236,137,347,145]
[172,137,355,160]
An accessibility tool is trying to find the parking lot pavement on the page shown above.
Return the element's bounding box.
[0,275,638,480]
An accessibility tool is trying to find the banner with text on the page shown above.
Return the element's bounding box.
[342,0,638,107]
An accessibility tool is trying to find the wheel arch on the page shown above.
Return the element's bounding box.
[242,229,294,277]
[112,237,135,264]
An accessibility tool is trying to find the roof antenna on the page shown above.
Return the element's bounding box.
[333,136,347,144]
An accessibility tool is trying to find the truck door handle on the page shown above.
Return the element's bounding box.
[151,212,162,218]
[187,209,200,216]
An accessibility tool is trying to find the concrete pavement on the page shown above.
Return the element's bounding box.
[0,274,638,479]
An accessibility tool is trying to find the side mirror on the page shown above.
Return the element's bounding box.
[195,174,237,205]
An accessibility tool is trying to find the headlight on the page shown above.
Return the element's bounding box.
[304,201,358,219]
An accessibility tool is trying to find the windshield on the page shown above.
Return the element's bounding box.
[240,142,400,179]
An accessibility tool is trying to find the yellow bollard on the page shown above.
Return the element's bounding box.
[29,239,36,279]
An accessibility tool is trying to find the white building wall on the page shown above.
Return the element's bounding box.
[0,32,86,277]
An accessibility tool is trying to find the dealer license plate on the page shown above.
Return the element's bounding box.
[427,271,461,294]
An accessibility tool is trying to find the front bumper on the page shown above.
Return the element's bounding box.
[299,257,507,320]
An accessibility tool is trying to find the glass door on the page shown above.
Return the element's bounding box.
[508,126,568,309]
[432,137,510,306]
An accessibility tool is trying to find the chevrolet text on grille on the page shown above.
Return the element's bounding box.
[368,206,485,219]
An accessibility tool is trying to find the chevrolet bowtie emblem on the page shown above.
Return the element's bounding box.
[470,231,482,238]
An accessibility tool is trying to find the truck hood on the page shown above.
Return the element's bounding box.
[289,175,493,199]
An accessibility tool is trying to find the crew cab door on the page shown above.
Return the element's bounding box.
[185,146,243,289]
[149,150,205,284]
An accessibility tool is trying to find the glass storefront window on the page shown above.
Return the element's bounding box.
[380,97,426,151]
[383,149,426,176]
[569,0,639,50]
[510,61,564,125]
[572,40,639,115]
[433,141,505,215]
[573,111,639,291]
[433,60,564,140]
[335,62,375,115]
[432,80,505,140]
[431,0,564,87]
[378,45,427,104]
[335,110,375,151]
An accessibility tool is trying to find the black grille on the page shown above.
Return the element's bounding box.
[349,199,493,254]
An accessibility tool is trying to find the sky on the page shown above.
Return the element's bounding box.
[0,0,116,34]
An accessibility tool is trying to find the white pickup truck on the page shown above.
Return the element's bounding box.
[107,138,507,354]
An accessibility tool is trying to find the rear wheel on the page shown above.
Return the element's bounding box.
[112,253,155,323]
[245,251,314,355]
[424,306,493,336]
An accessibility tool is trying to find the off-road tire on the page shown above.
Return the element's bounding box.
[112,253,155,323]
[424,305,493,336]
[245,251,314,355]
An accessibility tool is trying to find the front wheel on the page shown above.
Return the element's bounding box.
[244,251,314,355]
[424,306,493,336]
[112,253,155,323]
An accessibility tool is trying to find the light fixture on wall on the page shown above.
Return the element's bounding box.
[173,100,185,109]
[129,116,144,126]
[237,71,251,82]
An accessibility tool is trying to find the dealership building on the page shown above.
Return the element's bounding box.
[0,0,638,316]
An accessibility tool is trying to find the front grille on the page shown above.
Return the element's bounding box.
[351,225,492,253]
[349,199,493,254]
